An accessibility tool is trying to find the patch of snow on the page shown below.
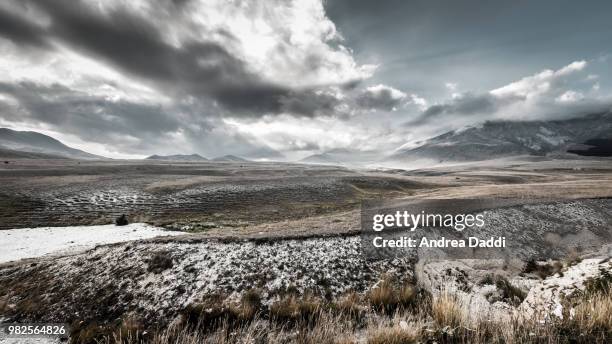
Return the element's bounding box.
[539,126,554,136]
[430,141,458,147]
[0,223,184,264]
[454,123,483,134]
[536,133,567,146]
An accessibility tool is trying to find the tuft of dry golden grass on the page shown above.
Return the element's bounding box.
[368,275,418,313]
[269,294,322,323]
[569,290,612,336]
[367,326,419,344]
[431,291,465,329]
[334,291,364,320]
[0,296,8,313]
[369,278,396,311]
[366,313,424,344]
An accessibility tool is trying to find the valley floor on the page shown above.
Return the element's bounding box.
[0,156,611,343]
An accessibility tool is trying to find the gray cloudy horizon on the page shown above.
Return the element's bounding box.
[0,0,610,159]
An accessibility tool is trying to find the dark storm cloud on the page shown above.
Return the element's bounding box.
[423,93,499,118]
[409,92,528,126]
[279,90,342,117]
[0,81,183,150]
[0,81,285,157]
[0,0,338,117]
[0,6,48,48]
[170,0,192,8]
[356,86,405,111]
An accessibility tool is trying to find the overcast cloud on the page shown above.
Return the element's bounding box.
[0,0,610,159]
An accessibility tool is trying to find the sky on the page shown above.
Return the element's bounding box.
[0,0,610,159]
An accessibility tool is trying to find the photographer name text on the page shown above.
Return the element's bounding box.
[372,236,506,248]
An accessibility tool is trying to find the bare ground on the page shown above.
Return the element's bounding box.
[0,160,427,230]
[2,157,612,233]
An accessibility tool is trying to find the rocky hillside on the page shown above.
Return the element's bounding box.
[391,112,612,162]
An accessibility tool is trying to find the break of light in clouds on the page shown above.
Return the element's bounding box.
[0,0,610,159]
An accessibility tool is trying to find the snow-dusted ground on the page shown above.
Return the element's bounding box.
[0,234,414,324]
[520,258,612,320]
[0,223,184,264]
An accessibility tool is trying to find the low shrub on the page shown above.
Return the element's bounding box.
[146,251,173,273]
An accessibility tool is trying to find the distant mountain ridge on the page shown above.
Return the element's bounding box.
[212,155,248,162]
[300,148,381,166]
[0,128,102,159]
[300,153,341,165]
[390,112,612,162]
[146,154,208,161]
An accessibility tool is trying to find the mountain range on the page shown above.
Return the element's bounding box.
[300,148,382,166]
[146,154,208,161]
[389,112,612,162]
[2,111,611,164]
[212,155,248,162]
[147,154,249,162]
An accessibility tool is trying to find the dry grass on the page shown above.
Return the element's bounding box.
[239,289,263,320]
[335,291,364,318]
[0,295,9,313]
[367,326,419,344]
[269,294,322,323]
[289,312,357,344]
[366,313,424,344]
[369,278,396,311]
[368,275,419,313]
[66,269,612,343]
[571,292,612,333]
[431,291,465,329]
[115,313,357,344]
[91,290,612,344]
